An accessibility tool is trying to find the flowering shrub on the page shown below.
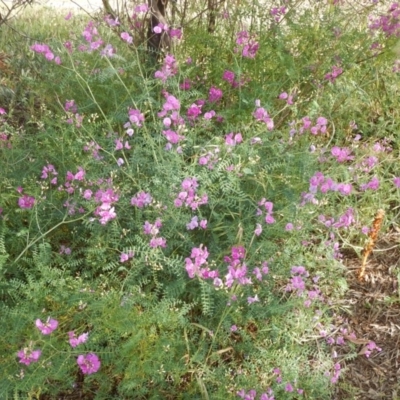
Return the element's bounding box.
[0,1,399,398]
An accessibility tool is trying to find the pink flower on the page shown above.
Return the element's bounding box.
[169,28,182,39]
[225,132,243,146]
[18,195,35,209]
[285,383,294,392]
[394,177,400,188]
[17,348,41,365]
[149,237,167,248]
[131,191,152,207]
[77,353,101,374]
[285,223,294,231]
[253,107,274,130]
[222,70,235,85]
[0,107,6,114]
[208,86,223,103]
[68,331,89,347]
[254,223,262,236]
[121,32,133,44]
[247,295,259,304]
[134,3,148,13]
[36,317,58,335]
[128,108,145,127]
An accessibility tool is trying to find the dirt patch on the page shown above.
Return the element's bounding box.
[336,230,400,399]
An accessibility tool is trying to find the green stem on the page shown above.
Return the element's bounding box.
[13,213,91,265]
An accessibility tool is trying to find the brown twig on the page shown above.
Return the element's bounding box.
[358,209,385,281]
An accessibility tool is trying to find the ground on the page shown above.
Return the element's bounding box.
[336,229,400,399]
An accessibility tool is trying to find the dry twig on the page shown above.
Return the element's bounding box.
[358,209,385,281]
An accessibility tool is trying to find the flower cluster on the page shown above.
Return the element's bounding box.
[223,246,251,288]
[222,70,246,88]
[270,6,287,22]
[158,94,183,127]
[77,353,101,374]
[185,245,218,279]
[285,266,323,307]
[174,177,208,210]
[198,147,220,169]
[208,86,223,103]
[36,318,58,334]
[30,43,61,64]
[300,116,328,135]
[68,331,89,347]
[319,208,355,229]
[143,219,167,248]
[128,108,145,127]
[41,164,58,185]
[307,171,353,199]
[325,65,343,83]
[155,54,178,82]
[18,194,35,209]
[186,215,207,230]
[257,199,275,224]
[17,347,41,366]
[83,141,102,160]
[93,188,119,225]
[360,176,380,191]
[18,317,100,375]
[120,250,134,262]
[225,132,243,146]
[331,146,353,163]
[278,91,294,105]
[253,103,274,130]
[82,21,103,51]
[65,99,83,127]
[369,3,400,38]
[131,191,152,207]
[235,30,259,58]
[162,129,185,151]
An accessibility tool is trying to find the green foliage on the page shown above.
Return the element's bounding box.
[1,1,400,398]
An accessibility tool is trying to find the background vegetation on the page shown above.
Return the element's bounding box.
[0,0,399,398]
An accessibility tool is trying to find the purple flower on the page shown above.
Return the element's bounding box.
[36,317,58,335]
[18,195,35,209]
[285,223,294,231]
[77,353,101,374]
[121,32,133,44]
[149,237,167,248]
[120,253,129,262]
[128,108,145,127]
[208,86,223,103]
[254,223,262,236]
[68,331,89,347]
[131,191,152,207]
[253,107,274,130]
[394,177,400,188]
[225,132,243,146]
[187,216,199,230]
[222,70,235,85]
[242,41,259,58]
[247,295,259,304]
[285,383,294,392]
[17,348,41,365]
[260,392,275,400]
